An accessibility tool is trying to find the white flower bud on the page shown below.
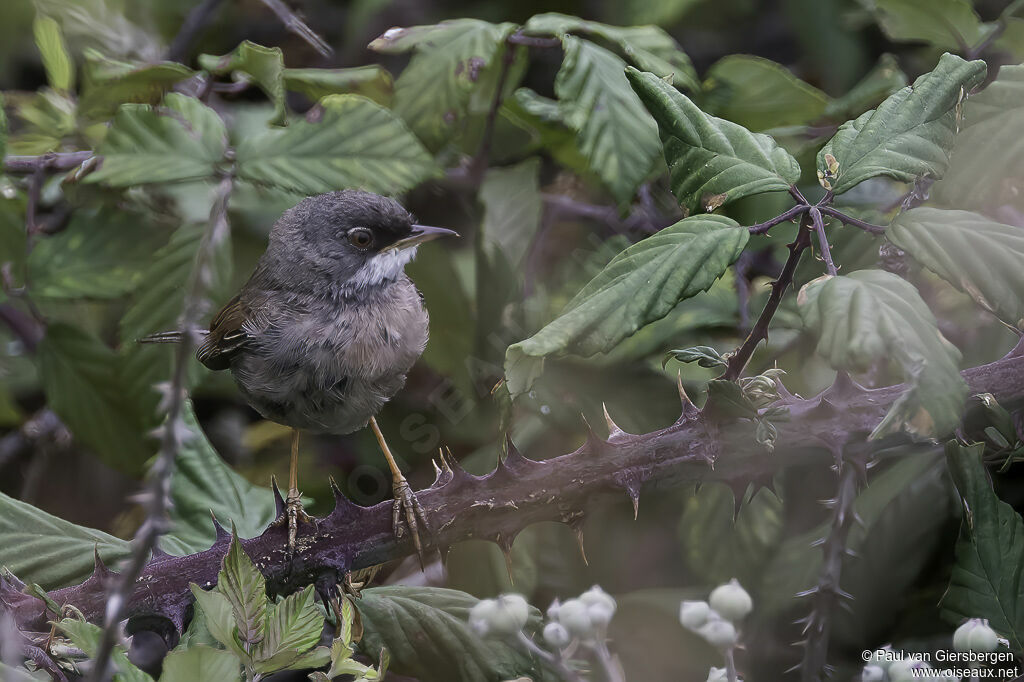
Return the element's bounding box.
[588,602,615,628]
[579,585,616,613]
[860,665,885,682]
[469,599,498,636]
[953,618,1000,653]
[543,622,571,649]
[709,579,753,623]
[497,594,530,629]
[483,594,528,636]
[557,598,593,638]
[706,667,728,682]
[697,618,738,649]
[547,598,561,622]
[680,600,712,630]
[889,659,931,682]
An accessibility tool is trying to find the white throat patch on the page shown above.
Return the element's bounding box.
[343,247,418,292]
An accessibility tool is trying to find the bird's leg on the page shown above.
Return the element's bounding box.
[369,416,429,567]
[285,428,314,553]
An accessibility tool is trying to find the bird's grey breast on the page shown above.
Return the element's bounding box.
[231,277,428,434]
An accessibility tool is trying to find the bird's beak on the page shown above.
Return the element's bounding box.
[389,224,460,251]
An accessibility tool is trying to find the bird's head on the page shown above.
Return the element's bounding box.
[271,190,457,292]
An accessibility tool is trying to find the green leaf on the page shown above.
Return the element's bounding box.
[704,55,828,130]
[56,619,154,682]
[0,662,47,682]
[555,37,662,204]
[523,13,698,90]
[931,64,1024,213]
[236,94,437,195]
[189,585,247,658]
[33,14,74,92]
[0,491,128,588]
[372,19,518,148]
[79,51,194,121]
[0,91,7,161]
[38,323,151,473]
[626,67,800,215]
[942,441,1024,653]
[664,345,727,369]
[874,0,988,51]
[253,585,325,672]
[283,66,393,105]
[163,403,278,554]
[355,586,543,682]
[888,207,1024,331]
[220,535,267,647]
[200,42,286,125]
[798,270,968,439]
[505,215,747,397]
[34,0,159,62]
[823,53,907,121]
[815,53,986,194]
[502,88,591,174]
[27,208,160,299]
[89,93,227,186]
[159,645,241,682]
[479,158,542,266]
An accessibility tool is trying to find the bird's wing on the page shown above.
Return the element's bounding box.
[196,294,267,370]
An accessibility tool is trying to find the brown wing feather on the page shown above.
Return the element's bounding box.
[196,295,252,371]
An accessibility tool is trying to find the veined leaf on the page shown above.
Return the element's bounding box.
[505,215,747,397]
[35,0,159,61]
[160,645,241,682]
[372,19,518,148]
[356,586,543,682]
[0,491,129,588]
[219,536,267,647]
[704,55,828,130]
[33,14,74,92]
[815,53,986,194]
[932,64,1024,213]
[875,0,988,51]
[38,323,151,474]
[79,50,193,121]
[253,585,324,673]
[189,585,247,658]
[27,208,160,299]
[163,403,277,555]
[88,93,227,187]
[479,158,542,266]
[555,37,661,204]
[798,270,968,439]
[523,12,698,90]
[200,41,286,125]
[942,441,1024,653]
[888,207,1024,330]
[626,67,800,215]
[235,94,437,195]
[283,65,393,105]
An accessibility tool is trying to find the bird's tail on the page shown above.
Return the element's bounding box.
[136,330,208,344]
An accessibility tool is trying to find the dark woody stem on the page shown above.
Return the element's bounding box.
[8,345,1024,643]
[747,204,809,235]
[819,207,887,236]
[725,214,813,381]
[258,0,332,58]
[3,152,94,174]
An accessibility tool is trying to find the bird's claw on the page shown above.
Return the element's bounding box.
[391,475,430,569]
[274,493,316,557]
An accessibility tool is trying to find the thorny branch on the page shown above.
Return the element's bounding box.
[87,174,234,682]
[819,207,887,235]
[5,344,1024,651]
[797,439,862,682]
[809,207,838,276]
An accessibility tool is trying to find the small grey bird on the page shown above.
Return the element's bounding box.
[145,190,456,557]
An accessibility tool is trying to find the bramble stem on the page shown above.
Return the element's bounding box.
[747,204,808,235]
[810,207,838,276]
[725,214,812,381]
[819,207,887,235]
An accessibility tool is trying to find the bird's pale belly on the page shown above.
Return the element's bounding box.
[229,285,428,434]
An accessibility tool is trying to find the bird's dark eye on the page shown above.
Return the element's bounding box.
[347,227,374,249]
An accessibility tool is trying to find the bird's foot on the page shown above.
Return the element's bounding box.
[391,474,430,569]
[272,492,316,557]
